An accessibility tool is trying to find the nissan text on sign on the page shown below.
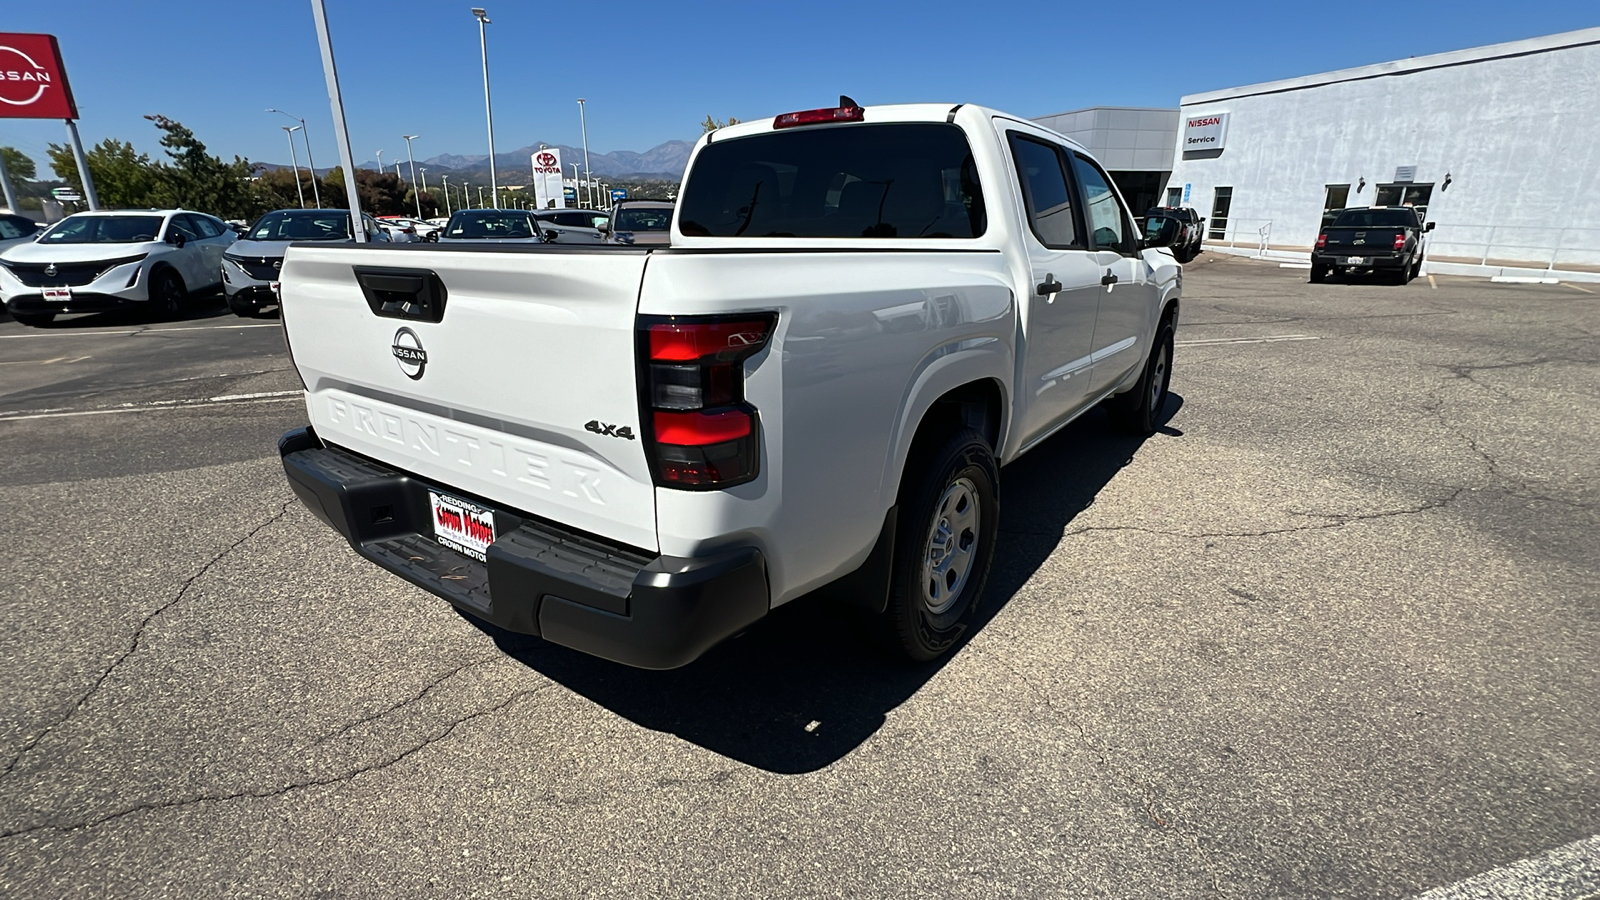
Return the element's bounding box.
[0,33,77,120]
[1184,112,1229,151]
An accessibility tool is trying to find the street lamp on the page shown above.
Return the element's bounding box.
[441,174,451,216]
[569,162,581,209]
[376,149,384,173]
[577,98,593,210]
[478,185,486,207]
[402,134,421,217]
[463,180,470,209]
[282,125,306,208]
[267,108,321,207]
[472,8,499,209]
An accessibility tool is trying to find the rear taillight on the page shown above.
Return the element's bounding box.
[639,313,776,489]
[1316,233,1327,249]
[1393,234,1405,250]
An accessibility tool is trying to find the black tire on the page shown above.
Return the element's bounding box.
[1310,264,1329,282]
[149,268,186,320]
[1107,313,1176,435]
[11,312,54,327]
[226,294,256,318]
[1410,254,1423,279]
[881,428,999,662]
[1392,263,1411,285]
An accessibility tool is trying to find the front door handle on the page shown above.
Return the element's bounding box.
[1101,269,1119,286]
[1036,274,1063,296]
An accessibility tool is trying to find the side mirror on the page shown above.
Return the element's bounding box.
[596,220,610,233]
[167,232,186,248]
[1142,217,1181,249]
[1424,221,1436,232]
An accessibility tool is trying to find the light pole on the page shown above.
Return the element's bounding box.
[402,134,422,218]
[577,98,593,210]
[478,185,486,207]
[268,108,321,207]
[441,174,451,215]
[282,125,306,208]
[472,8,499,209]
[376,149,384,174]
[569,162,581,209]
[463,180,470,209]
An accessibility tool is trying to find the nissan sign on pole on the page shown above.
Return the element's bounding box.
[0,32,97,209]
[1183,112,1229,152]
[531,148,565,210]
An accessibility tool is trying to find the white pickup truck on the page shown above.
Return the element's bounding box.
[278,101,1183,669]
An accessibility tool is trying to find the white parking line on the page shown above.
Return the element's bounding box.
[1563,283,1596,294]
[0,355,92,366]
[0,323,281,339]
[1409,833,1600,899]
[1176,334,1321,347]
[0,389,302,422]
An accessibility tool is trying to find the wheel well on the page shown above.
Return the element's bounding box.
[148,261,181,288]
[908,380,1003,462]
[1162,297,1180,326]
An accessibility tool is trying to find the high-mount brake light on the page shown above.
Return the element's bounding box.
[1316,233,1328,249]
[773,106,866,129]
[638,314,777,489]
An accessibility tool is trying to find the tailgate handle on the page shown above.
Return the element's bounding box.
[352,265,448,323]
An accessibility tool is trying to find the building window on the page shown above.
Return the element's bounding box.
[1165,187,1182,207]
[1208,186,1232,240]
[1324,184,1350,212]
[1375,183,1433,220]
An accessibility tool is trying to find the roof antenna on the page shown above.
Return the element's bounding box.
[840,95,860,109]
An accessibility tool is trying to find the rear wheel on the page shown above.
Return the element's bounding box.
[149,268,186,320]
[1410,254,1424,279]
[11,312,54,327]
[1108,313,1176,434]
[881,428,999,662]
[226,294,257,318]
[1310,264,1329,282]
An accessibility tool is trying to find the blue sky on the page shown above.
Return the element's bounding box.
[2,0,1596,175]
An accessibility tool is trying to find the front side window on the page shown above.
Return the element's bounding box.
[1071,154,1132,254]
[679,123,985,239]
[40,215,164,244]
[1008,133,1079,249]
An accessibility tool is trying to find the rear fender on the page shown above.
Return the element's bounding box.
[881,340,1013,504]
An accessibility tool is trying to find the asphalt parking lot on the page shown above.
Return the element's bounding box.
[1,258,1596,898]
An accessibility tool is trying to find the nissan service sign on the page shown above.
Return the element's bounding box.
[1184,112,1229,151]
[531,148,565,209]
[0,33,77,119]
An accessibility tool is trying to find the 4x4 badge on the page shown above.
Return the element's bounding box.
[585,420,635,440]
[391,327,427,380]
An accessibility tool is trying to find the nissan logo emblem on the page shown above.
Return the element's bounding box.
[44,263,57,277]
[391,327,427,380]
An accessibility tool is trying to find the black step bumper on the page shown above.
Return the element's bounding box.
[279,426,768,669]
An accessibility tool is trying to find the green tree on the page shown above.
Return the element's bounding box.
[324,167,411,215]
[701,115,741,133]
[1,146,37,180]
[46,138,162,209]
[142,115,261,219]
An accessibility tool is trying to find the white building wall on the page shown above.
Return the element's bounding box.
[1168,28,1600,270]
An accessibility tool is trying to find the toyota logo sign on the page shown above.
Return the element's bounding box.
[536,152,557,167]
[0,33,78,120]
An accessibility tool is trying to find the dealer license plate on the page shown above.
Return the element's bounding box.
[42,287,72,302]
[428,490,496,562]
[1343,256,1369,266]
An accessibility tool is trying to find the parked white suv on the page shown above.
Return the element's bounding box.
[0,209,235,326]
[276,102,1183,668]
[224,209,389,317]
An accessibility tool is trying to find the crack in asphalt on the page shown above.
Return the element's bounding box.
[0,500,295,780]
[0,684,552,839]
[313,655,505,746]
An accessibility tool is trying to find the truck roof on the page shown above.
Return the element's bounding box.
[702,102,1090,155]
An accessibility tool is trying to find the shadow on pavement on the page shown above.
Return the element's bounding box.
[466,395,1185,773]
[13,293,234,329]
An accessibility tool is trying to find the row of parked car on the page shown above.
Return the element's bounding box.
[0,200,676,326]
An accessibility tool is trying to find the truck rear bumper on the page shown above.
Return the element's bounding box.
[1312,251,1408,270]
[279,426,768,669]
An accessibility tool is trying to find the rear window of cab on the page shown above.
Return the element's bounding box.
[678,123,986,239]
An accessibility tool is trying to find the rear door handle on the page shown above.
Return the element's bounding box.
[1101,270,1119,286]
[1036,274,1063,296]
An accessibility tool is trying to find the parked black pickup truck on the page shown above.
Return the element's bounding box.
[1311,207,1435,284]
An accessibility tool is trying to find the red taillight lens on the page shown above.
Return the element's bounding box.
[773,106,866,129]
[1393,234,1405,250]
[639,313,777,489]
[1316,233,1328,249]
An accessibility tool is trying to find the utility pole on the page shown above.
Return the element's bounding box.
[311,0,366,239]
[283,125,306,207]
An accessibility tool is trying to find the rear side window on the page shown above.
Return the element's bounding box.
[1009,134,1080,248]
[679,123,985,238]
[1331,208,1417,228]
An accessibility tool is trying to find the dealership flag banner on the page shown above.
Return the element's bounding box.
[0,33,78,119]
[531,148,565,210]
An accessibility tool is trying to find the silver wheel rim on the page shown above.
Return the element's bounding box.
[1151,343,1169,411]
[921,477,981,616]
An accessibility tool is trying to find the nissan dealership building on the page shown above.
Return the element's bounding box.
[1165,26,1600,278]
